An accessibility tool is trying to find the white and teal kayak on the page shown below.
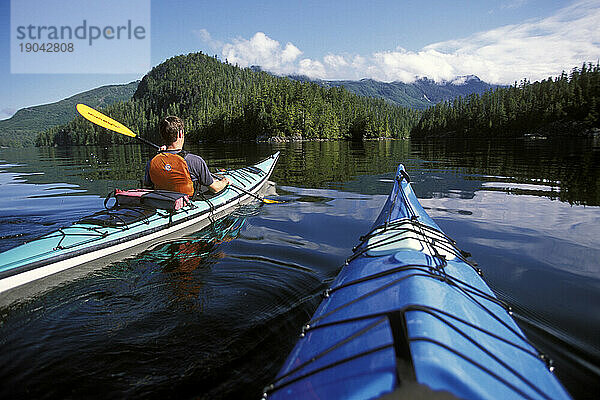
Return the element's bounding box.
[0,152,279,304]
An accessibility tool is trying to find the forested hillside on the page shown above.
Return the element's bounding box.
[412,63,600,137]
[1,82,138,147]
[37,53,420,146]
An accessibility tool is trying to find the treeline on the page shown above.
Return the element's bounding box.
[412,63,600,137]
[36,53,420,146]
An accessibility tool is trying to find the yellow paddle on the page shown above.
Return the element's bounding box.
[76,104,282,204]
[76,103,159,149]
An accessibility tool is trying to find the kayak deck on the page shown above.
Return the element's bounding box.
[266,164,570,400]
[0,152,280,303]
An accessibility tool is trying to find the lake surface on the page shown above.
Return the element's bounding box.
[0,138,599,399]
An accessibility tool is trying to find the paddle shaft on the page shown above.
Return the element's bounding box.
[138,136,160,150]
[210,173,277,204]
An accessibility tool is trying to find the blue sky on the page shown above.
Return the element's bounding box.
[2,0,599,120]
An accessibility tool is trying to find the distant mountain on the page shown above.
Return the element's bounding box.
[288,75,502,110]
[0,81,139,147]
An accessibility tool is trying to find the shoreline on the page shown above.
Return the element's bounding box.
[412,120,600,140]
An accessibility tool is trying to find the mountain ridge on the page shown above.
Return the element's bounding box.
[287,74,502,109]
[0,81,139,147]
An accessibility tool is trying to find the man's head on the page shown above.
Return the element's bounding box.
[159,116,184,145]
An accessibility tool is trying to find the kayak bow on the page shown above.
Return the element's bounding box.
[266,164,571,400]
[0,152,280,305]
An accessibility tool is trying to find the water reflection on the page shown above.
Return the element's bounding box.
[410,137,600,205]
[0,137,599,399]
[1,137,598,205]
[144,214,249,308]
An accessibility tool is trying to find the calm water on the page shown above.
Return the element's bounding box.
[0,138,599,399]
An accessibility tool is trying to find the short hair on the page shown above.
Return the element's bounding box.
[159,116,184,144]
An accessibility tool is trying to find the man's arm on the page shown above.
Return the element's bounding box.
[183,153,230,193]
[208,176,230,193]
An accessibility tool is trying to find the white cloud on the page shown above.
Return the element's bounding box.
[421,0,600,83]
[198,0,600,84]
[298,59,326,78]
[218,32,302,75]
[323,54,349,69]
[193,28,223,50]
[281,43,303,63]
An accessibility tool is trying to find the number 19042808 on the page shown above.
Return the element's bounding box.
[19,42,74,52]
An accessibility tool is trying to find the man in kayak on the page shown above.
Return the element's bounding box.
[144,116,230,196]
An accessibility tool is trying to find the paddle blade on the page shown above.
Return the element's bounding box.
[262,198,283,204]
[76,104,137,138]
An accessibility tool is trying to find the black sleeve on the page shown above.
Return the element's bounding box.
[143,160,153,187]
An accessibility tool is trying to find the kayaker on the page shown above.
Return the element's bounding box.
[144,116,230,196]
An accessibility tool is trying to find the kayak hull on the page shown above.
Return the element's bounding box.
[267,164,571,400]
[0,152,280,305]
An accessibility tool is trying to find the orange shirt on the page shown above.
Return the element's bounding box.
[148,152,195,196]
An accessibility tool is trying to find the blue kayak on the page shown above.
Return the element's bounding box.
[0,152,279,305]
[265,164,571,400]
